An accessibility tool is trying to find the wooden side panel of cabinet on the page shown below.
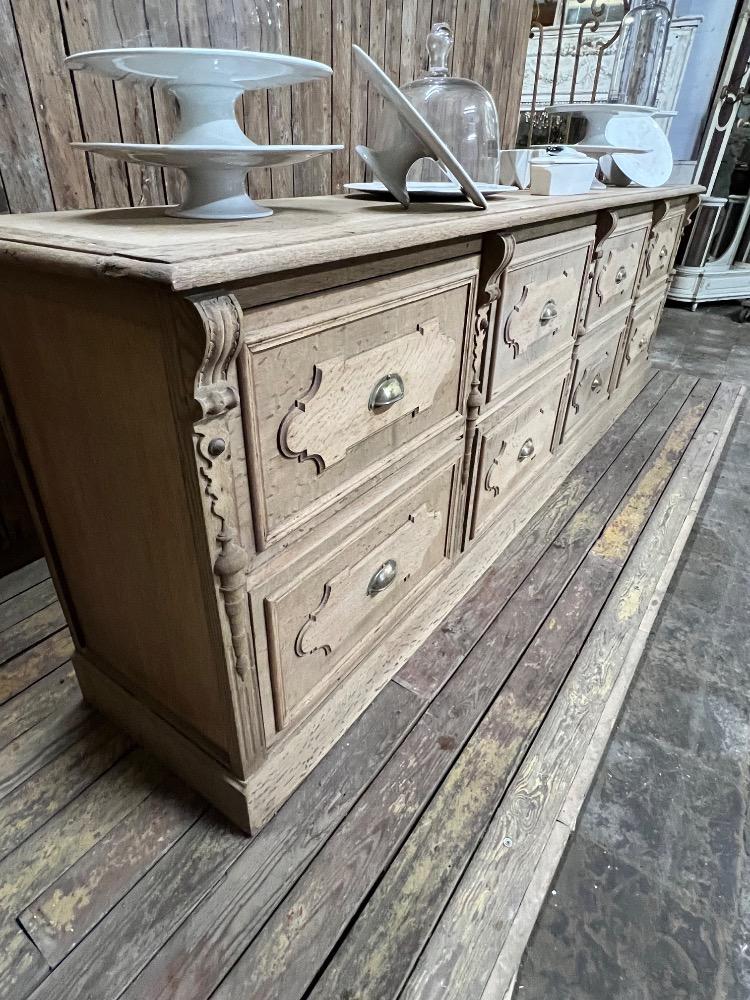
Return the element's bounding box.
[0,419,41,576]
[0,267,252,771]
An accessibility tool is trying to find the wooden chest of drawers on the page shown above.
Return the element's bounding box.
[0,187,699,831]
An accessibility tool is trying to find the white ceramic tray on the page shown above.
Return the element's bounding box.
[66,48,333,147]
[344,181,514,199]
[352,45,487,210]
[74,142,342,219]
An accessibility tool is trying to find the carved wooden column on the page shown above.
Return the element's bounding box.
[190,293,265,772]
[463,234,516,485]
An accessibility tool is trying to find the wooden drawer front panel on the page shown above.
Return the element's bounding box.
[487,228,593,400]
[470,364,568,541]
[617,286,666,387]
[587,216,651,329]
[242,258,477,547]
[642,209,685,290]
[561,328,621,446]
[260,462,456,731]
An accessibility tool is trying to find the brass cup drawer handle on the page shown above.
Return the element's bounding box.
[517,438,535,461]
[539,300,558,325]
[369,373,405,413]
[367,558,398,596]
[591,373,603,392]
[615,265,628,285]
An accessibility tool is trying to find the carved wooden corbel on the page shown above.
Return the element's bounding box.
[193,295,243,419]
[594,210,619,257]
[652,199,670,228]
[685,193,701,226]
[479,233,516,308]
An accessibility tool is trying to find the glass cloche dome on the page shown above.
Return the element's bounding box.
[400,22,500,184]
[608,0,672,108]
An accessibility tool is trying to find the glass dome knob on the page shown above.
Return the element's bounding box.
[426,23,453,78]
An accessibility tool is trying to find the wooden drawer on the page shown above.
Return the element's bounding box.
[240,256,478,548]
[468,359,569,542]
[487,225,594,401]
[586,213,651,330]
[255,458,458,733]
[616,284,666,388]
[641,207,686,291]
[560,324,621,447]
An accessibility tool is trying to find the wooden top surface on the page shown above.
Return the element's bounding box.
[0,185,701,291]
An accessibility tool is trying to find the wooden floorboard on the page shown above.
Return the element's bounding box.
[0,559,48,605]
[0,373,737,1000]
[0,720,131,862]
[0,577,57,632]
[0,602,66,665]
[19,777,205,968]
[0,662,78,749]
[0,701,92,799]
[0,629,74,706]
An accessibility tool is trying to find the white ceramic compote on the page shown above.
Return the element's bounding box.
[66,48,343,219]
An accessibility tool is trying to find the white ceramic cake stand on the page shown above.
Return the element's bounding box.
[74,142,342,219]
[546,104,674,188]
[352,45,487,210]
[547,103,663,145]
[66,48,333,146]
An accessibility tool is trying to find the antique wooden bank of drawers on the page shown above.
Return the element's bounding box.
[0,188,699,831]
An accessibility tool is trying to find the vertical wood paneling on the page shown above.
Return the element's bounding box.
[290,0,333,196]
[348,0,370,182]
[140,0,201,204]
[0,0,53,212]
[332,0,353,193]
[59,0,132,208]
[95,1,167,205]
[366,0,388,154]
[229,0,273,199]
[10,0,92,208]
[0,0,533,213]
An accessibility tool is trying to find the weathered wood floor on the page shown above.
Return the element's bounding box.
[0,371,742,1000]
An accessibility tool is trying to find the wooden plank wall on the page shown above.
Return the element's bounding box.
[0,0,534,212]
